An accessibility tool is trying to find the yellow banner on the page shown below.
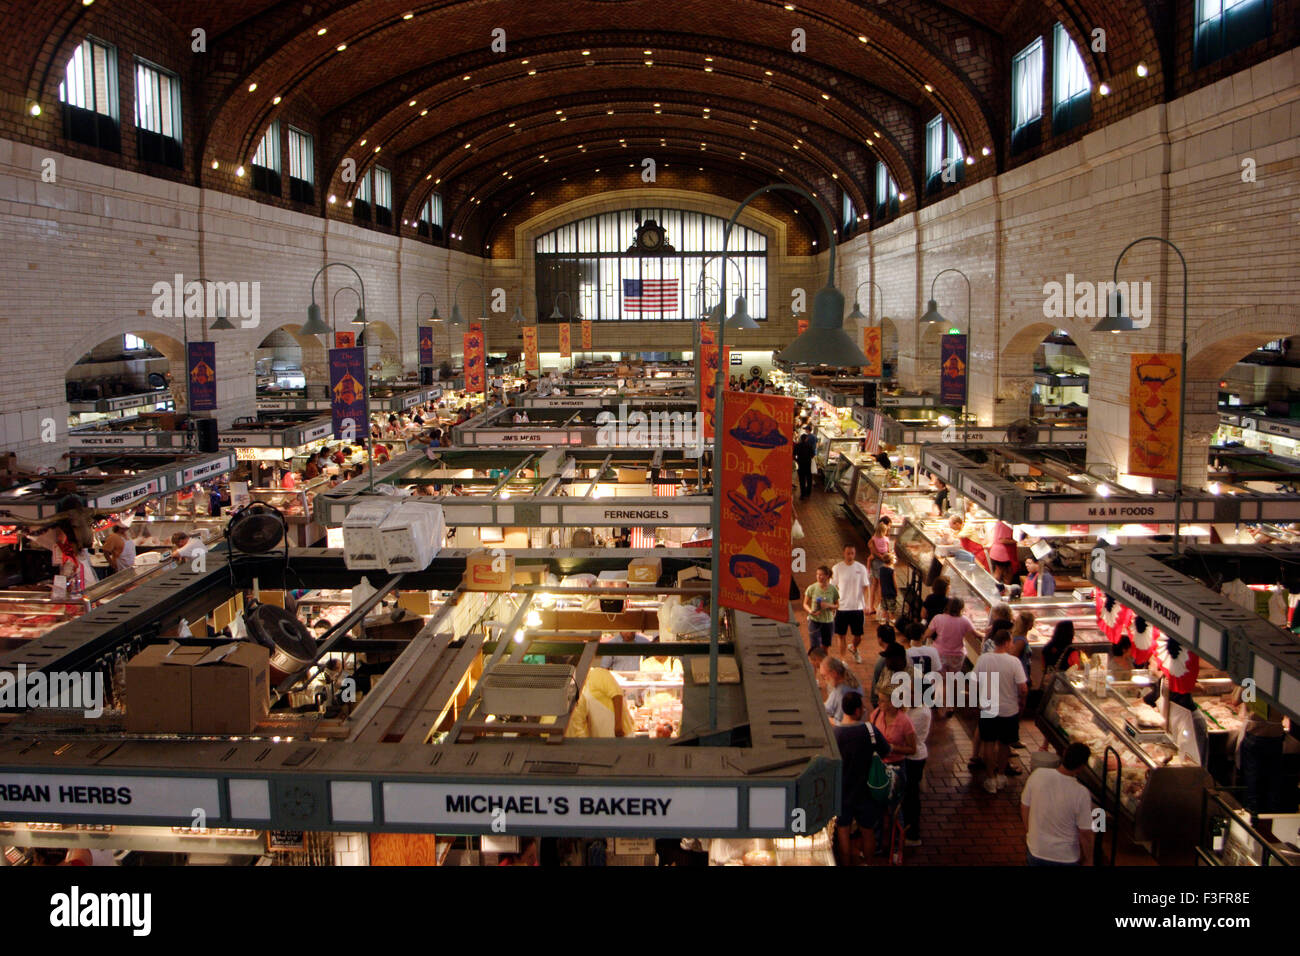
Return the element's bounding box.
[558,323,572,358]
[862,326,882,377]
[1128,353,1182,481]
[522,325,539,373]
[580,320,592,350]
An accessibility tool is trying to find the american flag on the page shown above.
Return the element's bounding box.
[864,408,883,454]
[622,278,678,313]
[630,483,677,548]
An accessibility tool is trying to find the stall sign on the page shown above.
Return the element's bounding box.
[401,391,423,409]
[558,323,572,358]
[720,391,795,623]
[92,478,161,511]
[939,334,967,406]
[1107,567,1194,646]
[0,773,220,820]
[1259,419,1300,440]
[730,353,743,366]
[463,332,486,393]
[1026,498,1202,524]
[880,395,935,407]
[382,783,739,831]
[699,346,730,439]
[186,342,217,411]
[417,325,434,366]
[1128,353,1181,481]
[69,434,151,449]
[1218,411,1241,428]
[329,346,369,440]
[522,326,540,373]
[220,432,282,448]
[581,320,593,350]
[181,455,233,486]
[862,326,883,377]
[297,421,334,445]
[562,502,711,526]
[335,331,356,348]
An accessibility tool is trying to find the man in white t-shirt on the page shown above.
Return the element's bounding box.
[170,532,207,564]
[830,545,872,663]
[1021,743,1095,865]
[973,630,1027,792]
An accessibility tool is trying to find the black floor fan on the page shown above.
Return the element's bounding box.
[222,501,290,592]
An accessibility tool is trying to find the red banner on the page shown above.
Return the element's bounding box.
[797,319,809,336]
[862,326,882,377]
[581,320,592,350]
[558,323,572,358]
[522,325,539,373]
[463,331,485,393]
[1129,353,1182,481]
[334,331,355,348]
[720,391,795,623]
[700,345,730,439]
[700,322,715,346]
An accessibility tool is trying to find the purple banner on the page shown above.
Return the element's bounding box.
[418,325,434,367]
[940,333,968,406]
[329,346,368,441]
[186,342,217,411]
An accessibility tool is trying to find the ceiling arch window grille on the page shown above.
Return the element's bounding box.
[534,208,768,321]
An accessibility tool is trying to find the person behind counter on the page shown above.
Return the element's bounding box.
[101,522,136,572]
[1022,556,1055,597]
[930,476,950,516]
[170,531,207,562]
[565,666,636,738]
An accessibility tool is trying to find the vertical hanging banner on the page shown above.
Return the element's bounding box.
[417,326,434,366]
[700,346,731,439]
[463,331,486,393]
[329,347,367,440]
[558,323,572,358]
[720,392,795,623]
[334,331,356,348]
[797,318,809,336]
[862,326,883,377]
[580,320,593,350]
[940,333,968,406]
[522,325,540,373]
[700,322,715,347]
[187,342,217,411]
[1129,353,1182,481]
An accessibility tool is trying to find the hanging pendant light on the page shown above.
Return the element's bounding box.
[725,296,759,330]
[776,285,869,365]
[300,302,331,336]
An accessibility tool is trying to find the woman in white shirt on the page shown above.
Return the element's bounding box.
[903,703,932,846]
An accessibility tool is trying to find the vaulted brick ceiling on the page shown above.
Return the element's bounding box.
[14,0,1166,248]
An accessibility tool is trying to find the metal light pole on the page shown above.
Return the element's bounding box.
[1108,236,1190,557]
[703,183,844,730]
[303,262,371,491]
[333,287,362,341]
[920,268,972,442]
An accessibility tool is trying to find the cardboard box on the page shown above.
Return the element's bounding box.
[126,642,270,735]
[616,468,648,484]
[513,563,548,587]
[463,551,514,591]
[677,566,712,588]
[627,557,662,585]
[125,643,197,734]
[188,643,270,735]
[397,590,434,616]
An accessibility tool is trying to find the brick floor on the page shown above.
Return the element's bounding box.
[793,481,1157,866]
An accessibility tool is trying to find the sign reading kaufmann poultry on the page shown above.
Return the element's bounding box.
[719,392,795,623]
[329,346,367,440]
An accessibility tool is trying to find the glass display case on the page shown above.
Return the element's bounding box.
[1198,788,1299,866]
[1039,671,1205,817]
[610,668,684,737]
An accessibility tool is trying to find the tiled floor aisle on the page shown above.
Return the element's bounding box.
[792,480,1155,866]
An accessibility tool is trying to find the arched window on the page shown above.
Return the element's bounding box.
[534,208,768,321]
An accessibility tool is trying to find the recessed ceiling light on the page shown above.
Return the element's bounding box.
[336,43,347,52]
[821,93,829,99]
[898,192,907,200]
[272,95,282,104]
[235,165,245,177]
[420,109,428,116]
[409,100,417,107]
[210,160,219,169]
[555,109,563,114]
[521,59,530,65]
[1136,63,1148,77]
[785,3,795,9]
[873,130,881,137]
[654,109,661,114]
[329,194,336,203]
[1099,83,1111,95]
[528,70,537,75]
[464,143,471,149]
[374,146,381,153]
[508,121,516,127]
[764,70,773,76]
[643,50,653,55]
[317,27,327,36]
[581,50,590,56]
[858,35,868,43]
[402,11,414,19]
[981,146,991,156]
[248,83,258,93]
[435,178,441,184]
[832,173,838,178]
[359,139,367,146]
[924,83,933,92]
[463,75,471,81]
[704,67,713,72]
[644,60,653,66]
[560,117,567,122]
[426,174,432,179]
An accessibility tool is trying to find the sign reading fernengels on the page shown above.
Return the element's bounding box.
[563,503,711,525]
[0,773,220,819]
[382,783,740,830]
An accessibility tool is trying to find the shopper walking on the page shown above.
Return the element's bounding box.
[820,656,861,724]
[833,690,892,866]
[920,597,977,716]
[1021,743,1095,865]
[922,576,950,625]
[973,630,1028,793]
[802,565,839,652]
[902,695,932,846]
[793,426,816,499]
[831,545,872,663]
